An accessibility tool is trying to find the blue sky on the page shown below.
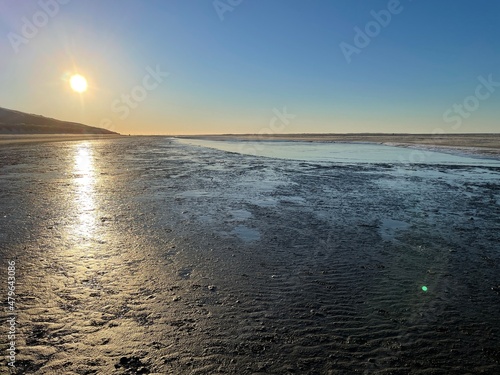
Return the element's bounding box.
[0,0,499,134]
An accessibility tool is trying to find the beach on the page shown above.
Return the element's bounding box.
[1,136,499,374]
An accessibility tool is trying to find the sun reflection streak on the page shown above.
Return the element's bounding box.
[73,143,96,238]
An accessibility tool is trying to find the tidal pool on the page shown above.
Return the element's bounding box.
[176,138,500,166]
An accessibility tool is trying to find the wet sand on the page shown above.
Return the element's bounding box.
[1,137,499,374]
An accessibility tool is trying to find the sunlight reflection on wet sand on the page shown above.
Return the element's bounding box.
[73,143,97,239]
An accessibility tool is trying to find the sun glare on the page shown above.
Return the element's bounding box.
[70,74,88,93]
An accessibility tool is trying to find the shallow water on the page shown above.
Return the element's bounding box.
[177,138,500,166]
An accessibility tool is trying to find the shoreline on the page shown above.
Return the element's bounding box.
[0,134,123,145]
[3,133,500,159]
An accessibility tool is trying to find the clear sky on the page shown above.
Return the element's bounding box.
[0,0,499,135]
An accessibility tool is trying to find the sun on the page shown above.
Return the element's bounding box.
[70,74,88,93]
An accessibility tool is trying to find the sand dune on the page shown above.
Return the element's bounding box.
[0,107,118,135]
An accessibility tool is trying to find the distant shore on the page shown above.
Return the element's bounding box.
[177,133,500,157]
[4,133,500,158]
[0,134,122,145]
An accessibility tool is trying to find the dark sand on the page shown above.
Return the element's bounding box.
[1,136,499,374]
